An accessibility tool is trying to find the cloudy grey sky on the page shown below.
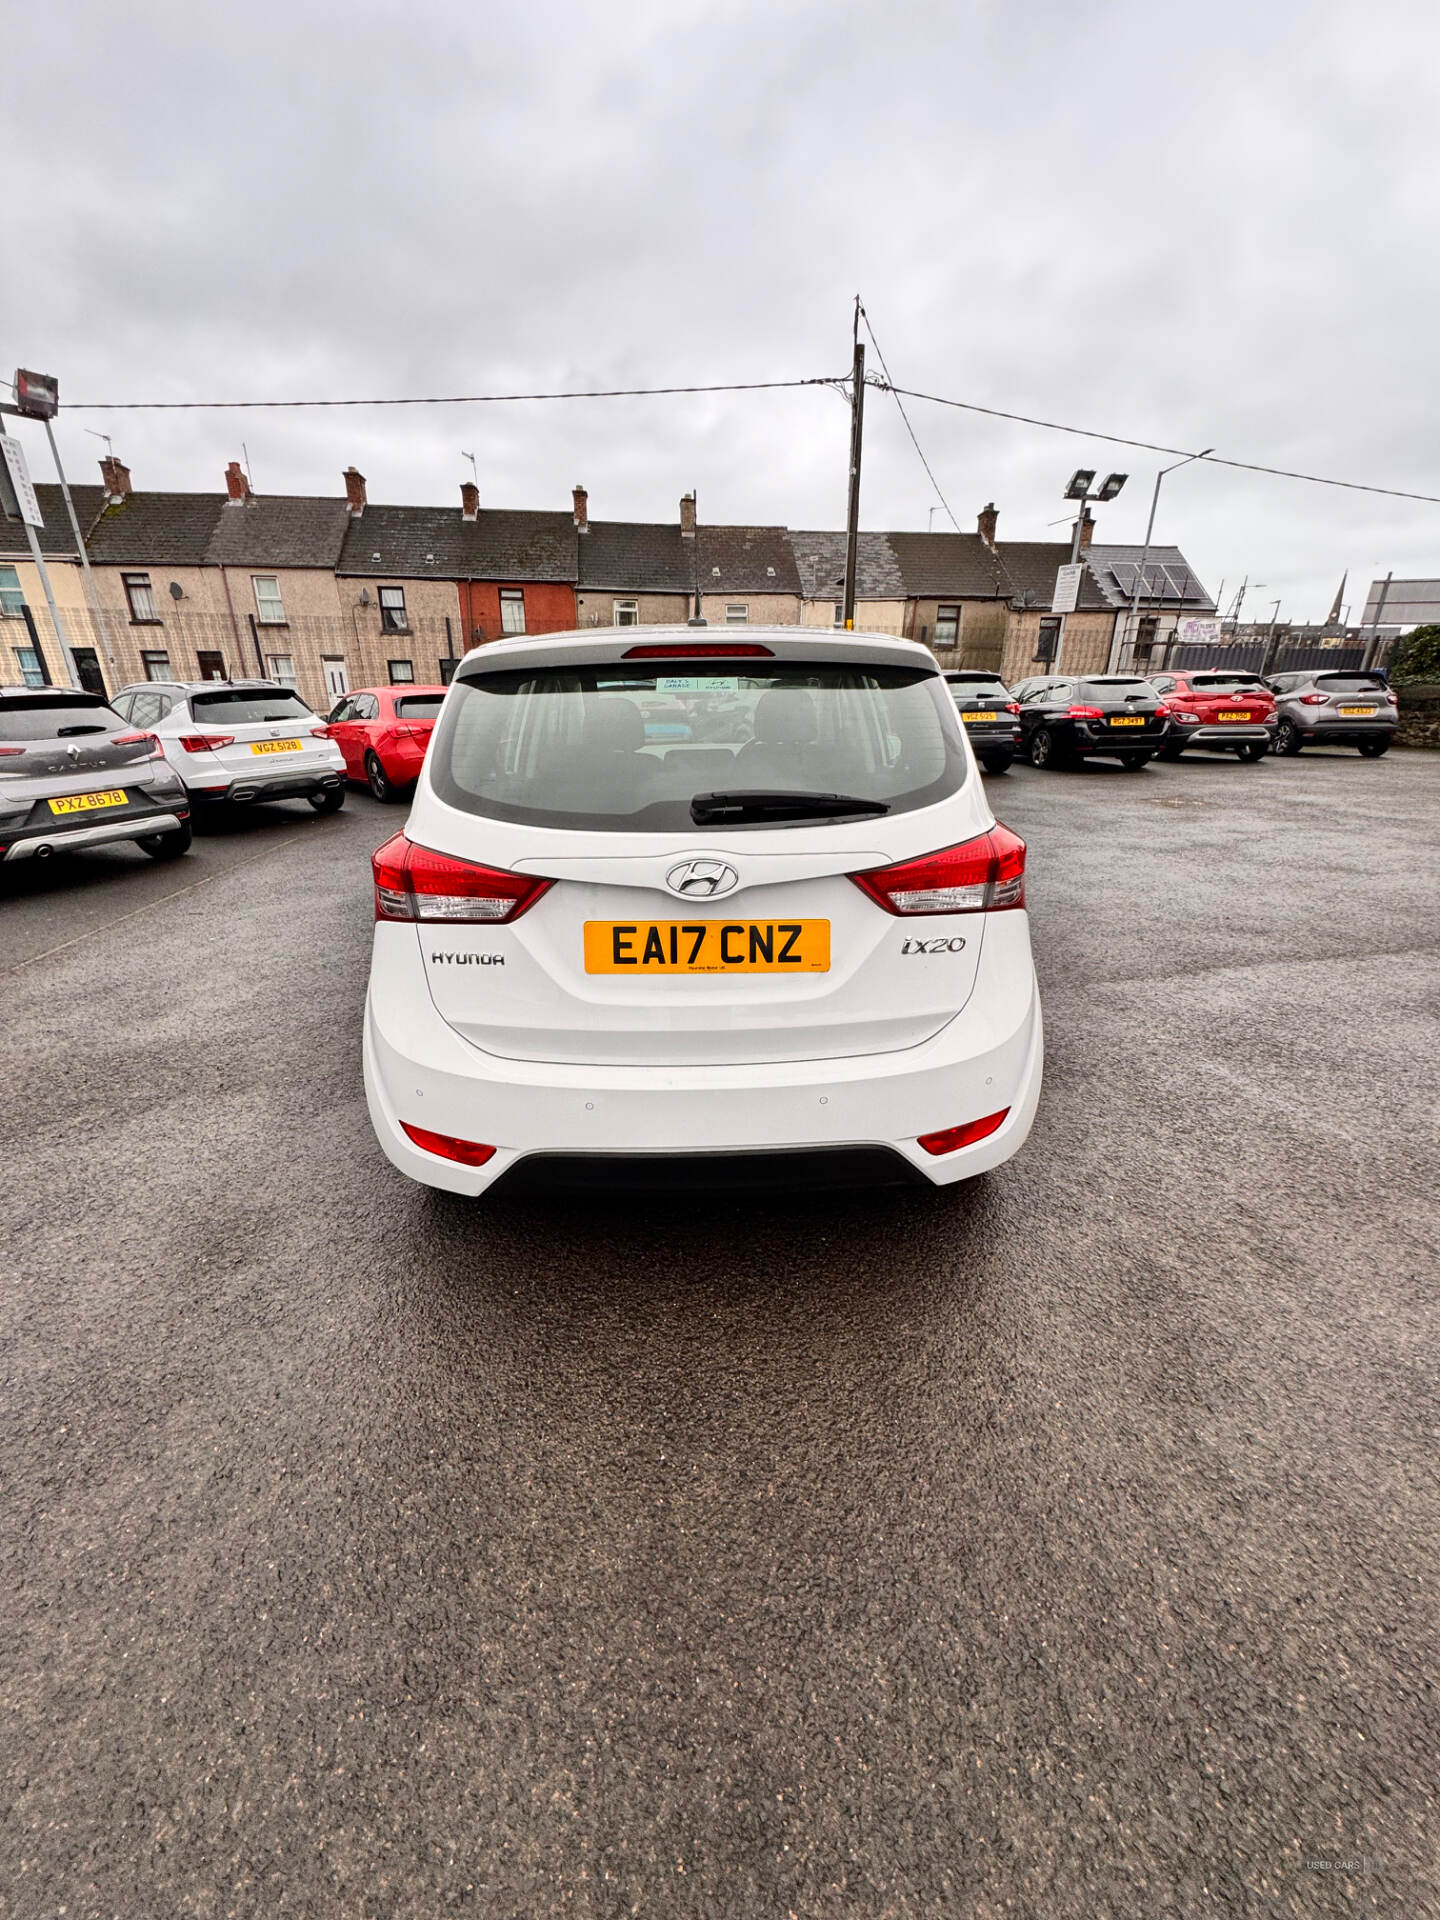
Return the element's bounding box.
[7,0,1440,620]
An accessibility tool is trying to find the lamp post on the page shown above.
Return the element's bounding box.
[1112,448,1212,673]
[1051,468,1126,672]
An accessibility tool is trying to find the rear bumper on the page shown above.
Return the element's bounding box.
[364,912,1044,1197]
[1073,727,1167,753]
[1294,724,1396,746]
[2,808,185,860]
[190,768,346,804]
[1178,723,1272,747]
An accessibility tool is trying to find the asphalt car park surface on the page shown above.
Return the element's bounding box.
[2,752,1437,1918]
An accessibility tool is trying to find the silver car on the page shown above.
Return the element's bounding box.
[111,679,347,810]
[1267,669,1398,757]
[0,685,191,864]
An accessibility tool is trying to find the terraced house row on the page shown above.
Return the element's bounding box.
[1,458,1214,712]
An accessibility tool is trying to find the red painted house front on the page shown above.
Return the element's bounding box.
[460,578,577,645]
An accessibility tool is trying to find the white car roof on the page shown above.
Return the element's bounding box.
[459,625,938,673]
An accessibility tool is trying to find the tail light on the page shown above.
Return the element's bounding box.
[1066,704,1105,719]
[917,1109,1010,1156]
[1154,703,1172,718]
[400,1122,496,1167]
[113,731,163,757]
[1300,693,1329,706]
[178,733,236,753]
[0,746,23,757]
[850,824,1025,915]
[1386,690,1398,705]
[310,726,333,739]
[372,831,552,924]
[1004,701,1021,715]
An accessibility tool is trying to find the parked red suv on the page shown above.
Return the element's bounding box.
[324,685,447,800]
[1147,670,1275,762]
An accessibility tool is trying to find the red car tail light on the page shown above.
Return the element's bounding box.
[310,726,333,739]
[1386,690,1398,705]
[850,824,1026,916]
[917,1109,1010,1156]
[1066,703,1105,718]
[1300,693,1330,706]
[1154,703,1172,718]
[1004,701,1021,714]
[113,731,163,757]
[372,832,553,924]
[622,642,774,659]
[400,1122,496,1167]
[178,733,236,753]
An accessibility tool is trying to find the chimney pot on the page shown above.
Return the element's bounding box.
[343,466,367,516]
[572,484,588,532]
[460,480,479,522]
[680,491,696,538]
[225,459,251,504]
[977,501,998,547]
[99,455,132,502]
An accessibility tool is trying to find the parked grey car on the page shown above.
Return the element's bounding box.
[1266,669,1398,757]
[0,686,191,863]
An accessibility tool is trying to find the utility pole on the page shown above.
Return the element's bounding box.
[0,405,80,687]
[842,304,865,631]
[1109,449,1212,672]
[44,417,114,680]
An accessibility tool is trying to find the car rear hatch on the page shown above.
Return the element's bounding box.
[1076,679,1168,740]
[1185,675,1273,723]
[396,641,999,1067]
[0,694,175,833]
[1311,673,1392,720]
[946,676,1015,735]
[181,687,330,782]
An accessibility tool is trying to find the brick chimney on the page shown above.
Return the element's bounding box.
[977,501,998,548]
[224,460,251,504]
[680,491,696,538]
[460,481,479,522]
[573,484,588,533]
[1078,509,1095,550]
[343,466,367,516]
[99,456,131,502]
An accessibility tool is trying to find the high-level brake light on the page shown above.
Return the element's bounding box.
[372,832,552,924]
[850,825,1026,916]
[622,642,775,659]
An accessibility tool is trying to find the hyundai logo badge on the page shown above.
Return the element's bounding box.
[665,858,740,899]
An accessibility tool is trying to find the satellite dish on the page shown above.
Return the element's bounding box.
[168,581,184,600]
[359,588,372,606]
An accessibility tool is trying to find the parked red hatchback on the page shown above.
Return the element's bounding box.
[1147,670,1275,762]
[325,686,447,800]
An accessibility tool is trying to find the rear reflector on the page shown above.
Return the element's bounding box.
[400,1122,496,1167]
[372,831,552,924]
[917,1109,1010,1156]
[850,824,1025,915]
[622,642,774,659]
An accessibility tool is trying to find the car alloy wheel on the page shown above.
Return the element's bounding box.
[1272,720,1302,756]
[1028,728,1055,768]
[366,750,394,801]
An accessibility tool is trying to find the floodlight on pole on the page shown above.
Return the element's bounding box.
[1096,472,1128,502]
[1064,469,1096,501]
[1112,448,1213,671]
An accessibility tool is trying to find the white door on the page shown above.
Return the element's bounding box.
[323,657,350,699]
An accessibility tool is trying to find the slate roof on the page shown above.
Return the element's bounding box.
[205,495,352,569]
[0,484,107,559]
[578,521,696,594]
[696,526,801,595]
[85,492,227,566]
[789,531,905,601]
[336,506,578,582]
[992,541,1114,612]
[1084,544,1213,610]
[885,532,1012,599]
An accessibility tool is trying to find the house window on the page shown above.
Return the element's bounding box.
[141,649,171,680]
[1034,617,1062,664]
[832,603,843,626]
[725,604,749,623]
[378,586,408,633]
[613,599,639,627]
[252,575,286,625]
[196,651,227,681]
[267,653,297,688]
[934,604,960,646]
[388,658,415,683]
[72,648,106,696]
[0,565,24,618]
[13,646,44,687]
[500,589,526,635]
[124,573,160,623]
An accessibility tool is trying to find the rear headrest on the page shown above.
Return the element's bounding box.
[751,688,818,747]
[584,697,646,753]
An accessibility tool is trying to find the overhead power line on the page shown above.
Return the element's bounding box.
[856,304,963,537]
[870,380,1440,507]
[64,378,837,411]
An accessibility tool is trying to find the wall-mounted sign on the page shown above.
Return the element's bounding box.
[0,434,44,527]
[1175,616,1221,646]
[1052,564,1084,614]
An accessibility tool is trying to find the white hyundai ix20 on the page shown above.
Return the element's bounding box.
[364,628,1043,1196]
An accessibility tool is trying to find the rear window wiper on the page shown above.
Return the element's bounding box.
[691,788,890,825]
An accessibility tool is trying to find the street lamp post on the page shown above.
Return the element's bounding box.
[1111,448,1212,673]
[1051,468,1126,672]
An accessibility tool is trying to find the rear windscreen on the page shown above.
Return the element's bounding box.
[0,695,122,740]
[190,689,314,724]
[1315,675,1385,693]
[1076,679,1154,699]
[395,695,444,720]
[428,661,967,831]
[1187,675,1265,691]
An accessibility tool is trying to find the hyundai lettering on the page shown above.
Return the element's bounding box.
[363,629,1044,1195]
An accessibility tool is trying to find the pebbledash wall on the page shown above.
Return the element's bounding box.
[999,609,1116,681]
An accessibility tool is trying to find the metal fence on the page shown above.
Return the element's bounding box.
[1164,641,1374,675]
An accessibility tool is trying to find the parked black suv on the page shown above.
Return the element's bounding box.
[1017,674,1170,770]
[942,670,1023,774]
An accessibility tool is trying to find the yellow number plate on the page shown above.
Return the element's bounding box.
[585,919,830,974]
[961,710,989,722]
[48,789,127,815]
[251,739,302,754]
[1110,716,1145,726]
[1338,707,1375,717]
[1217,710,1250,720]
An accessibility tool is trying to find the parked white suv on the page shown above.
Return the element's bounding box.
[111,680,346,810]
[364,629,1043,1195]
